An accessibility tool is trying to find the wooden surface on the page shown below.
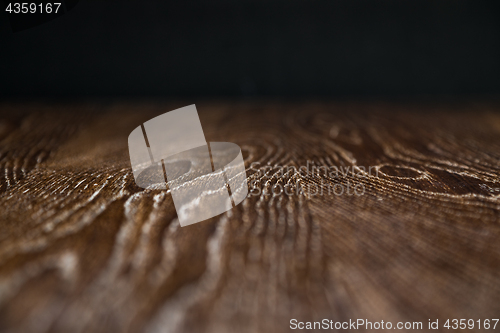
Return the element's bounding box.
[0,101,499,332]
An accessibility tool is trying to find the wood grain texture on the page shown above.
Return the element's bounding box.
[0,101,499,333]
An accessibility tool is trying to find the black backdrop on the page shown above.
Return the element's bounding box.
[1,0,500,100]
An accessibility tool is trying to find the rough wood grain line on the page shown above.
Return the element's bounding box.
[0,102,499,333]
[0,105,91,193]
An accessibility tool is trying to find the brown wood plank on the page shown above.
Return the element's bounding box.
[0,101,499,333]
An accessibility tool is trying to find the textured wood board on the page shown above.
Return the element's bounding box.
[0,102,499,332]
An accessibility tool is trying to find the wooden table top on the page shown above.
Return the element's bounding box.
[0,101,499,333]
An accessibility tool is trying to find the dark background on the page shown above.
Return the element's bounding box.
[1,0,500,100]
